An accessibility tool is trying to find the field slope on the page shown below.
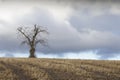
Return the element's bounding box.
[0,58,120,80]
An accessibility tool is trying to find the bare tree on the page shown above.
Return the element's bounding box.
[17,24,48,58]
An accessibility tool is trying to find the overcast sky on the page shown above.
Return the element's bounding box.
[0,0,120,60]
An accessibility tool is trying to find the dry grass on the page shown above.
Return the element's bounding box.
[0,58,120,80]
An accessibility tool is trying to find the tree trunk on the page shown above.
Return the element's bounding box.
[29,47,36,58]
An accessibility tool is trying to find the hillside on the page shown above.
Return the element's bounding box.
[0,58,120,80]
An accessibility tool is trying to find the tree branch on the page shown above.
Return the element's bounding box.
[17,27,31,46]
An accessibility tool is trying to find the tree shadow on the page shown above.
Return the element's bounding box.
[0,61,36,80]
[24,62,82,80]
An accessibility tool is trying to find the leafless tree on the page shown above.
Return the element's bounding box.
[17,24,48,58]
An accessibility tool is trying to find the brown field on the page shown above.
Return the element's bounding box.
[0,58,120,80]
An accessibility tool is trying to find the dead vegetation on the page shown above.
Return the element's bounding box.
[0,58,120,80]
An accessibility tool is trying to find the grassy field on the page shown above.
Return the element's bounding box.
[0,58,120,80]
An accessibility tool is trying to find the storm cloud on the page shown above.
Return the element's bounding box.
[0,0,120,59]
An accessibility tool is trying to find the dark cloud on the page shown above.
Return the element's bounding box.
[4,53,14,57]
[69,10,120,59]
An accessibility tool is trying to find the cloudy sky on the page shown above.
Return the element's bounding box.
[0,0,120,60]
